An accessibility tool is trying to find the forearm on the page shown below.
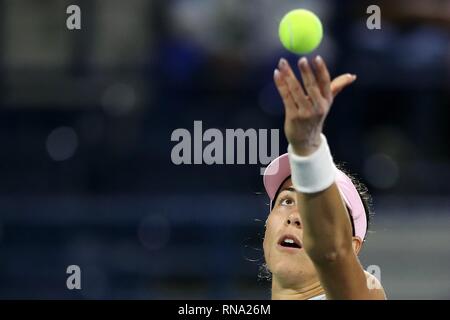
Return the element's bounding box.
[288,134,354,263]
[296,183,354,262]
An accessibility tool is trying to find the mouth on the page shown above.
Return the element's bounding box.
[278,234,302,250]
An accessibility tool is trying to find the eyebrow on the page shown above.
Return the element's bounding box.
[280,187,295,193]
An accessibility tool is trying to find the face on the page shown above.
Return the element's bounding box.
[263,178,318,286]
[263,178,363,286]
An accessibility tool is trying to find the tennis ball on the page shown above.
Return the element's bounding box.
[278,9,323,55]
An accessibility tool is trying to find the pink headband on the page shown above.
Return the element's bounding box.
[263,153,367,241]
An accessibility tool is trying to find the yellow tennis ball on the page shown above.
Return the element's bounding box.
[278,9,323,55]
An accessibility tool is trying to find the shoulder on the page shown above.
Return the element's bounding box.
[364,271,387,300]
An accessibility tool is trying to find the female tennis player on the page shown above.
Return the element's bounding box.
[262,56,386,300]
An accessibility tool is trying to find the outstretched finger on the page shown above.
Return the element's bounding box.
[274,68,297,118]
[298,57,322,105]
[330,74,357,97]
[278,58,309,108]
[313,56,332,100]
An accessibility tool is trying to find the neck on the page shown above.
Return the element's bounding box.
[271,276,325,300]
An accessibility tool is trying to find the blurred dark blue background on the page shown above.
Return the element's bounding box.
[0,0,449,299]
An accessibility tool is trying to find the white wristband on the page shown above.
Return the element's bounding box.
[287,134,337,194]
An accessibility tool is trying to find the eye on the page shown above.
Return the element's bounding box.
[279,197,295,206]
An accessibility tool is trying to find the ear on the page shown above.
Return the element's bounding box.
[351,236,363,255]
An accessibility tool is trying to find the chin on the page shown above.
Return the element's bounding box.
[271,254,316,284]
[272,258,304,280]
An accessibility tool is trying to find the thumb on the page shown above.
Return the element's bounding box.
[331,74,357,98]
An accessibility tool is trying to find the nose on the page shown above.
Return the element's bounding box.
[286,213,301,228]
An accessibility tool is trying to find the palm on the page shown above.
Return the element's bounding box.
[273,57,356,156]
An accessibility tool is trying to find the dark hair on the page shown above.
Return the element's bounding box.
[258,165,374,281]
[335,163,374,238]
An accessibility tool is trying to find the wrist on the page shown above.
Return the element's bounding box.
[288,134,337,194]
[290,135,322,157]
